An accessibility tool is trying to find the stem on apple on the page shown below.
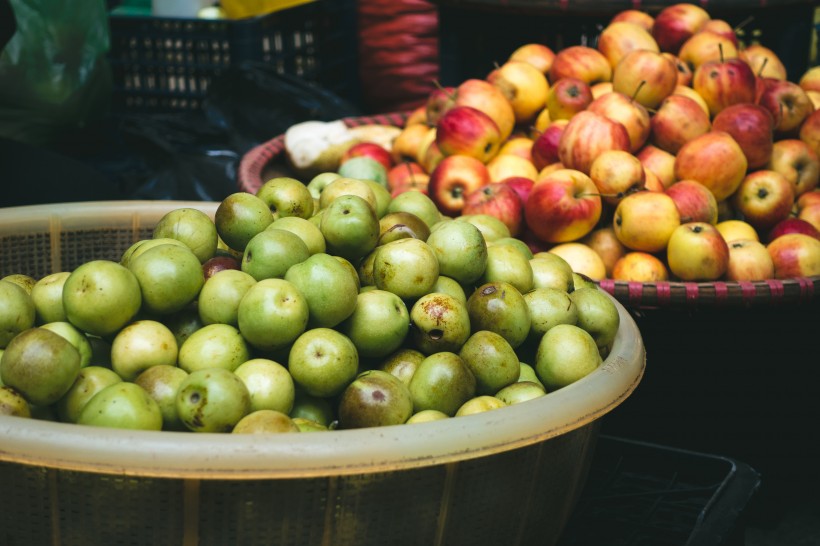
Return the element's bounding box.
[734,15,755,33]
[630,80,647,104]
[719,43,725,64]
[756,56,769,78]
[432,79,457,102]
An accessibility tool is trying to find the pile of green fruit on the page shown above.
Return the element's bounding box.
[0,172,620,434]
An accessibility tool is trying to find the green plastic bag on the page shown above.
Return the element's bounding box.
[0,0,112,145]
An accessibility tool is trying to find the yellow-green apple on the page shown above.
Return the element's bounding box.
[756,77,815,135]
[674,131,748,202]
[673,84,710,116]
[462,182,524,236]
[487,60,550,125]
[651,3,710,54]
[597,21,660,70]
[725,239,775,281]
[425,85,457,125]
[701,19,739,48]
[545,77,592,121]
[435,106,502,163]
[716,219,759,242]
[498,136,534,162]
[732,169,795,231]
[766,232,820,278]
[501,176,534,204]
[486,153,538,183]
[767,217,820,243]
[666,222,729,280]
[591,81,614,99]
[524,168,602,243]
[611,251,669,282]
[387,161,426,191]
[531,119,568,170]
[692,56,757,118]
[419,140,445,176]
[650,94,712,154]
[341,141,394,172]
[807,90,820,110]
[548,45,613,86]
[557,110,631,175]
[610,9,654,32]
[531,107,551,137]
[636,144,677,188]
[404,105,428,126]
[612,49,679,110]
[799,203,820,232]
[665,179,719,224]
[586,90,651,152]
[798,109,820,158]
[663,52,693,86]
[741,44,787,80]
[547,242,607,280]
[508,43,555,76]
[580,226,627,277]
[453,78,516,142]
[391,123,432,164]
[589,149,646,206]
[767,139,820,197]
[799,65,820,94]
[678,31,740,71]
[643,167,666,192]
[711,102,775,169]
[613,190,681,252]
[428,154,491,217]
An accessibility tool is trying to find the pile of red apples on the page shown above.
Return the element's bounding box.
[349,3,820,282]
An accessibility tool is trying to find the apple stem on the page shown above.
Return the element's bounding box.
[432,79,457,101]
[631,81,646,103]
[719,43,724,64]
[734,16,755,33]
[756,57,769,78]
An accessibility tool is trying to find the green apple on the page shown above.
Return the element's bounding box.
[237,278,309,353]
[292,417,328,432]
[288,328,359,398]
[120,237,188,269]
[489,237,533,259]
[455,395,506,416]
[337,369,414,429]
[409,292,471,355]
[425,220,488,287]
[40,321,93,368]
[152,207,219,263]
[466,281,531,349]
[178,323,250,373]
[459,330,520,395]
[175,368,251,432]
[495,381,546,405]
[30,271,69,324]
[133,364,188,431]
[363,179,392,219]
[572,272,598,291]
[535,324,602,390]
[241,228,310,281]
[524,287,579,341]
[408,351,476,416]
[530,254,575,292]
[406,409,449,424]
[379,348,425,387]
[77,382,163,431]
[357,249,378,288]
[337,156,388,186]
[318,177,378,212]
[128,243,204,315]
[234,358,295,414]
[255,176,315,220]
[2,274,36,294]
[321,194,380,262]
[378,211,431,246]
[456,214,511,242]
[338,289,409,358]
[232,409,300,434]
[162,306,204,349]
[290,389,335,426]
[518,362,543,388]
[1,328,80,406]
[386,190,441,229]
[110,320,178,381]
[284,252,359,329]
[429,275,467,304]
[373,238,439,300]
[197,269,257,326]
[569,287,620,351]
[214,192,274,252]
[306,172,341,201]
[56,366,122,423]
[0,280,35,348]
[0,385,31,417]
[480,243,534,294]
[267,216,326,255]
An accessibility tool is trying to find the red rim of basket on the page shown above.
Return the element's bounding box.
[237,113,820,310]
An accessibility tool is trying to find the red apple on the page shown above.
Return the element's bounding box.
[766,233,820,278]
[557,110,631,175]
[767,217,820,243]
[663,52,693,86]
[692,56,757,118]
[767,139,820,197]
[425,85,457,125]
[427,154,491,216]
[666,222,730,281]
[674,131,748,202]
[597,21,660,70]
[636,144,677,189]
[711,102,775,170]
[651,3,710,54]
[387,161,427,191]
[589,149,646,206]
[756,77,815,135]
[701,19,739,49]
[548,45,613,86]
[665,179,719,224]
[508,43,555,76]
[725,239,775,281]
[799,109,820,159]
[462,182,524,236]
[612,49,679,110]
[732,169,795,231]
[650,94,712,154]
[453,78,516,142]
[498,136,535,162]
[341,141,394,172]
[530,119,568,170]
[435,106,502,163]
[797,189,820,211]
[202,254,241,280]
[391,181,429,198]
[586,90,651,152]
[611,251,669,282]
[741,44,787,80]
[545,77,593,121]
[524,168,602,243]
[613,191,681,252]
[501,176,535,205]
[678,31,740,72]
[611,9,654,32]
[798,203,820,232]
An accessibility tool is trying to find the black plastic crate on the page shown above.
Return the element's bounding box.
[107,0,360,112]
[435,1,817,85]
[558,435,761,546]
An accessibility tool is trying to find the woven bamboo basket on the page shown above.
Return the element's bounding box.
[0,200,645,546]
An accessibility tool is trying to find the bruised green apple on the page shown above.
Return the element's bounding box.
[284,252,359,328]
[232,409,300,434]
[176,368,251,432]
[63,259,141,337]
[569,287,620,351]
[0,280,35,348]
[134,364,188,431]
[198,269,256,326]
[268,216,326,255]
[524,287,579,342]
[408,351,476,416]
[30,271,69,324]
[459,330,520,395]
[378,211,431,245]
[535,324,602,390]
[40,321,93,368]
[1,274,36,294]
[128,243,204,315]
[321,194,380,262]
[467,281,531,349]
[425,219,487,287]
[237,278,309,353]
[0,385,31,417]
[178,323,250,373]
[288,328,359,398]
[338,289,409,358]
[215,192,274,252]
[77,382,163,431]
[1,328,80,406]
[429,275,467,304]
[56,366,122,423]
[455,395,506,416]
[256,176,315,220]
[337,369,414,429]
[373,238,439,300]
[241,228,310,281]
[234,358,295,414]
[152,207,219,263]
[110,320,179,381]
[406,409,449,424]
[379,348,425,387]
[409,292,471,355]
